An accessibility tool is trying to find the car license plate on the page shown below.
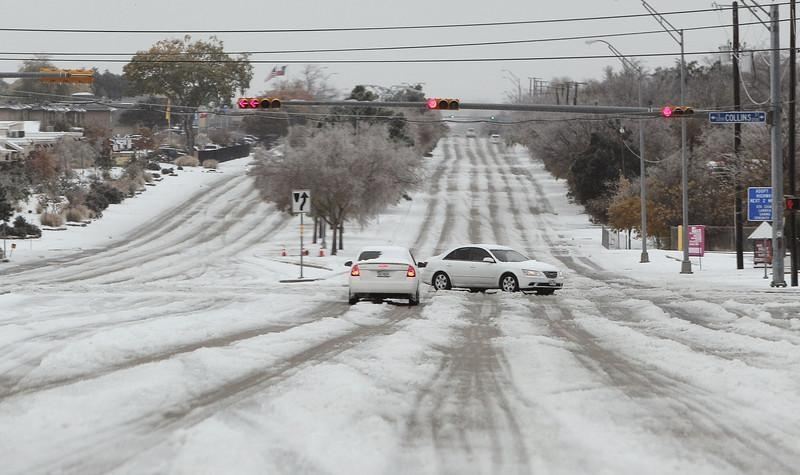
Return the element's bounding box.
[377,270,391,278]
[548,279,557,285]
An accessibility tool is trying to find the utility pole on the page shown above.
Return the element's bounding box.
[740,0,786,287]
[733,2,745,270]
[790,0,798,286]
[770,4,786,287]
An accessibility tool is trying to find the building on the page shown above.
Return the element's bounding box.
[0,100,115,132]
[0,121,82,162]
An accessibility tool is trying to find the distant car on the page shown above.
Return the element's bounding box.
[490,134,501,144]
[466,128,477,138]
[420,244,563,295]
[345,246,424,305]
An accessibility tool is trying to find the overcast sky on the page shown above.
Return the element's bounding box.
[0,1,790,103]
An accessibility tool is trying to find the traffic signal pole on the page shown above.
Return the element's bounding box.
[679,30,692,274]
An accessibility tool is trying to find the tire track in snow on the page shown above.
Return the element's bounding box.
[45,304,419,475]
[401,296,531,474]
[2,174,249,286]
[411,139,457,254]
[0,299,351,401]
[538,302,799,474]
[432,141,459,255]
[0,173,243,281]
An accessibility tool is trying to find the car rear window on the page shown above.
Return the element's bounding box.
[491,249,528,262]
[358,251,382,261]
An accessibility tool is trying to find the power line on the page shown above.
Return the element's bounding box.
[0,5,765,34]
[0,47,792,64]
[0,19,787,58]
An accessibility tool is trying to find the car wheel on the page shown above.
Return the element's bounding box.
[409,290,420,306]
[500,274,519,292]
[432,272,451,291]
[348,292,359,305]
[536,289,556,296]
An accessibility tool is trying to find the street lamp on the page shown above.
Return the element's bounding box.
[642,0,691,274]
[587,39,650,263]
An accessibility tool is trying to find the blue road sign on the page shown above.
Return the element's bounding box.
[709,111,767,123]
[748,187,773,221]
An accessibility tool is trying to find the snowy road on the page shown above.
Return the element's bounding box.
[1,138,799,474]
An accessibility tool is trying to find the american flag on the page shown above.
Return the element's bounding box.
[266,65,287,82]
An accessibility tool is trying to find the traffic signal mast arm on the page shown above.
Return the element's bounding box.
[0,69,93,83]
[232,98,728,118]
[244,100,679,117]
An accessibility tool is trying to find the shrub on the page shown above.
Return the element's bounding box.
[65,188,87,207]
[12,216,42,237]
[177,166,184,171]
[175,155,199,167]
[146,162,162,171]
[85,181,124,213]
[40,212,64,227]
[161,168,173,176]
[202,159,219,169]
[65,205,90,222]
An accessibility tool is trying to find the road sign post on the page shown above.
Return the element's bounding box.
[292,189,311,279]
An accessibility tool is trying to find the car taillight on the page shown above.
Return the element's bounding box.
[351,264,360,277]
[406,265,416,278]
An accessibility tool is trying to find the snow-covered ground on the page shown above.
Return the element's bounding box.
[1,139,798,474]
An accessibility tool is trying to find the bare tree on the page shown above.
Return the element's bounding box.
[250,123,422,255]
[53,136,99,172]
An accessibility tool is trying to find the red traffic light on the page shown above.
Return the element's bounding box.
[662,105,694,117]
[787,196,800,211]
[426,98,460,110]
[237,97,281,109]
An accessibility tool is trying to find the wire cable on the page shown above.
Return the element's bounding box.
[0,47,794,64]
[0,19,787,58]
[0,4,774,34]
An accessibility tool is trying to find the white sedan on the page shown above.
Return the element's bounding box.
[420,244,563,295]
[345,246,423,305]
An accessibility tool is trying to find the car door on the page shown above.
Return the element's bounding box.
[467,247,497,287]
[441,247,471,287]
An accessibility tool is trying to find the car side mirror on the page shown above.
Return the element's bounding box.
[344,261,352,267]
[483,257,495,263]
[418,262,427,268]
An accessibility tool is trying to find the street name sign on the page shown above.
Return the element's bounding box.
[292,189,311,214]
[709,111,766,124]
[747,187,772,221]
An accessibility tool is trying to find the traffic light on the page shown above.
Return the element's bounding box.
[661,105,694,118]
[39,68,94,84]
[237,97,281,109]
[260,97,281,109]
[426,98,460,110]
[786,196,800,211]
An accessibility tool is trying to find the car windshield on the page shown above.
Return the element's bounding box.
[490,249,528,262]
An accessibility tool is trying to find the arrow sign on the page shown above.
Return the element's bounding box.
[238,98,249,108]
[292,189,311,214]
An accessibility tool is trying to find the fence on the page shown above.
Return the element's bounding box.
[198,144,251,163]
[669,226,759,251]
[601,226,632,250]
